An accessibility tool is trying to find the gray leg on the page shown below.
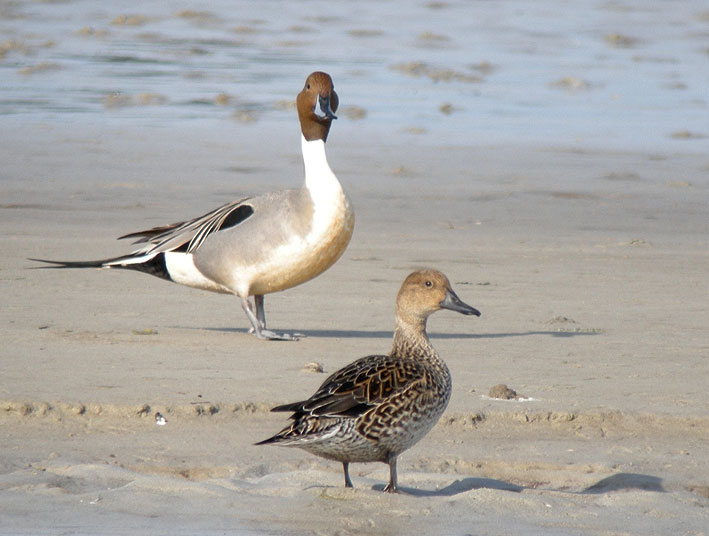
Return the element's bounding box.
[254,294,266,329]
[240,296,260,333]
[239,296,299,341]
[343,462,353,488]
[382,454,399,493]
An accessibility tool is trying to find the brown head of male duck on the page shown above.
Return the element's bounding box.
[257,269,480,492]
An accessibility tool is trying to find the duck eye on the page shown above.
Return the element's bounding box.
[425,280,432,287]
[306,83,311,90]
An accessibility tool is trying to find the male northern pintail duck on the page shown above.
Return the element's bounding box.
[257,269,481,492]
[31,72,354,340]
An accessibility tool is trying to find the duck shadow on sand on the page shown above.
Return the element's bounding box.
[200,328,602,340]
[304,330,602,340]
[378,472,665,497]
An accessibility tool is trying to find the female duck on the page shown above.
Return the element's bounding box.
[258,269,480,492]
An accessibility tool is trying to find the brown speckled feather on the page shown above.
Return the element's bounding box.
[273,354,428,419]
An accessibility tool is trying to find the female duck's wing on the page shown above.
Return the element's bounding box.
[272,355,428,420]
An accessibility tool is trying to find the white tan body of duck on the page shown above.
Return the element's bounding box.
[258,269,481,492]
[31,72,354,340]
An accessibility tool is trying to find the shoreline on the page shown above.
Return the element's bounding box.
[4,399,709,429]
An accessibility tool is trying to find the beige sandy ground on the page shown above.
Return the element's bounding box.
[1,122,708,534]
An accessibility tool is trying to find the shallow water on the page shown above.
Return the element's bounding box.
[1,0,707,149]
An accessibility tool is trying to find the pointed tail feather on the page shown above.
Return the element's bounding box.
[29,253,154,269]
[255,400,308,445]
[271,401,306,413]
[255,418,339,447]
[254,434,285,446]
[29,257,112,269]
[254,425,305,446]
[29,253,172,281]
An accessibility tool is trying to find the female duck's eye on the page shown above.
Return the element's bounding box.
[425,280,432,287]
[306,83,311,90]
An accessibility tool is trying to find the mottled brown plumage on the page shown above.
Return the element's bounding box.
[257,269,481,492]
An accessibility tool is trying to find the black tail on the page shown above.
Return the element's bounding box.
[29,258,107,269]
[29,254,172,282]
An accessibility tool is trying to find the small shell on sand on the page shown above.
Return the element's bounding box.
[488,384,521,400]
[302,362,324,373]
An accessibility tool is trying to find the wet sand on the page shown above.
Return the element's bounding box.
[2,120,708,535]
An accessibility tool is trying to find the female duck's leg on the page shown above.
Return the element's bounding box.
[382,454,399,493]
[343,462,354,488]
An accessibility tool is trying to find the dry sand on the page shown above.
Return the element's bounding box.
[1,121,708,535]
